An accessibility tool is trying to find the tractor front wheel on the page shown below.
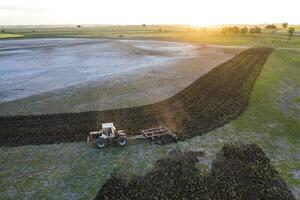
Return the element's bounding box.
[116,136,128,146]
[96,138,107,148]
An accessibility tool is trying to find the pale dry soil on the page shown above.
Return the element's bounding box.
[0,38,243,115]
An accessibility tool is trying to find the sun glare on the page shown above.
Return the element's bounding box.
[0,0,299,25]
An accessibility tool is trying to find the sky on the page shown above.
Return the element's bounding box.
[0,0,299,25]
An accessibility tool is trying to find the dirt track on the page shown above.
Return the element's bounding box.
[0,47,273,146]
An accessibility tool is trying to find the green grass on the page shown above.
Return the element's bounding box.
[2,25,300,48]
[232,49,300,139]
[218,48,300,187]
[0,27,299,198]
[0,33,23,39]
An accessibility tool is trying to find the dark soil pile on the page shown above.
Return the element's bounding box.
[0,47,273,146]
[95,143,295,200]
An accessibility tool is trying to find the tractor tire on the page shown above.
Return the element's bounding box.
[96,138,107,149]
[116,136,128,147]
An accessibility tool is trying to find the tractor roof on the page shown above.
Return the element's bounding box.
[102,122,114,129]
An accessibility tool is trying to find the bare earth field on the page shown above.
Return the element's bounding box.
[0,38,197,102]
[0,47,272,146]
[0,38,243,115]
[0,29,299,199]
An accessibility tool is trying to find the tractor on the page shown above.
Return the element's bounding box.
[87,123,128,148]
[88,122,177,149]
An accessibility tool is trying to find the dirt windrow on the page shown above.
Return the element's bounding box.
[95,143,295,200]
[0,47,273,146]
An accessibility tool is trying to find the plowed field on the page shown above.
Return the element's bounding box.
[0,47,273,146]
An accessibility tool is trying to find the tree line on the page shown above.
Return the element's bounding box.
[221,22,295,38]
[222,26,261,34]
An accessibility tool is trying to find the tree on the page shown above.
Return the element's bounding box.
[221,26,240,34]
[240,27,248,34]
[249,26,261,34]
[256,27,262,33]
[158,28,162,32]
[282,23,288,28]
[265,24,277,29]
[232,26,240,34]
[288,27,295,40]
[1,29,4,33]
[77,25,81,28]
[142,24,146,27]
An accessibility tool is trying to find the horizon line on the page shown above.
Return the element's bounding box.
[1,22,299,27]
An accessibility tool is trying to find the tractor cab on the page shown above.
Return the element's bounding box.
[101,123,116,137]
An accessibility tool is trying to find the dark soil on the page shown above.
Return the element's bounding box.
[95,143,295,200]
[0,47,273,146]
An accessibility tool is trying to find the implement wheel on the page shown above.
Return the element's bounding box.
[116,136,128,146]
[96,138,107,149]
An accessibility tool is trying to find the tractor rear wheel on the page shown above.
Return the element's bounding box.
[116,136,128,146]
[96,138,107,148]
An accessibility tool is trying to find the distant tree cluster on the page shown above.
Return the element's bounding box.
[222,26,261,34]
[249,26,261,34]
[265,24,277,29]
[220,22,295,39]
[282,23,288,28]
[240,27,248,34]
[222,26,240,34]
[288,27,295,39]
[279,22,296,40]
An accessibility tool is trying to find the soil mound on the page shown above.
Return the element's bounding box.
[95,143,295,200]
[0,47,273,146]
